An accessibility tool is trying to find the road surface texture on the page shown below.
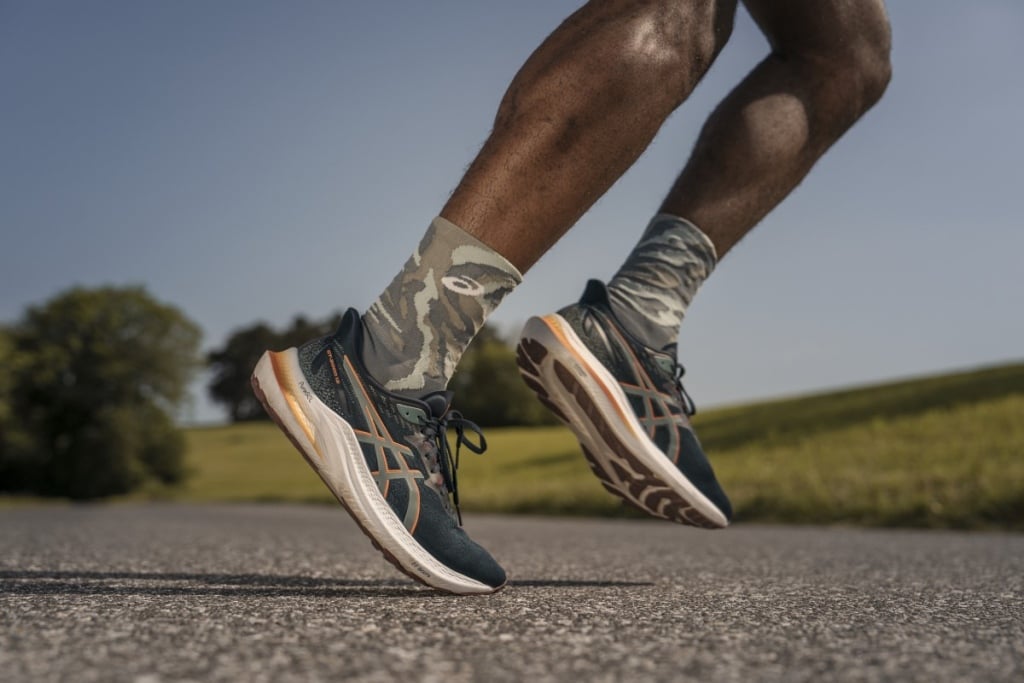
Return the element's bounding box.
[1,503,1021,682]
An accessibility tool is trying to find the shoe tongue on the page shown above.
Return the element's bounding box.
[420,390,453,419]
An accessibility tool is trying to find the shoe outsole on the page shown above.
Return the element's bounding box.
[251,349,505,595]
[516,315,728,529]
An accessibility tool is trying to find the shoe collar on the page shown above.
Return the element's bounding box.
[332,309,457,424]
[580,279,679,358]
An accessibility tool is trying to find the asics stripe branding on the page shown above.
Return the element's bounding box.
[342,355,424,534]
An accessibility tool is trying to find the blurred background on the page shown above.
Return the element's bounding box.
[3,0,1022,422]
[1,2,1021,524]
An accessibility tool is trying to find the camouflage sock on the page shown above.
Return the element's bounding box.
[361,216,522,395]
[606,214,716,350]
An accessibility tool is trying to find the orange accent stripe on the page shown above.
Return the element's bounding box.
[343,356,385,431]
[343,354,421,534]
[541,315,643,440]
[342,356,412,456]
[269,351,323,460]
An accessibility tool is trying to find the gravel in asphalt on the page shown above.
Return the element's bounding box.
[1,503,1022,682]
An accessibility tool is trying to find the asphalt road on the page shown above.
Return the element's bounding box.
[1,504,1021,682]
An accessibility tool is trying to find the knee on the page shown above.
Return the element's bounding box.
[862,38,893,107]
[836,27,892,112]
[614,0,736,104]
[798,10,893,117]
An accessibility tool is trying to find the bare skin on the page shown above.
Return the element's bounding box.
[441,0,891,270]
[662,0,893,256]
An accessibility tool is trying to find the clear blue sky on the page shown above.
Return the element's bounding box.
[2,2,1022,423]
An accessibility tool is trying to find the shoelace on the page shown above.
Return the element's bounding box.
[421,410,487,526]
[673,363,698,417]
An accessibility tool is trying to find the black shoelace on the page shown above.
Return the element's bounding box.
[421,410,487,526]
[673,363,698,417]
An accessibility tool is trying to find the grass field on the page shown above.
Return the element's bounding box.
[169,361,1024,529]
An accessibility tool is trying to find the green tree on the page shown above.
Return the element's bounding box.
[279,315,335,349]
[0,329,14,433]
[207,315,336,422]
[0,328,33,486]
[449,324,557,427]
[207,322,280,422]
[1,287,201,499]
[208,317,554,427]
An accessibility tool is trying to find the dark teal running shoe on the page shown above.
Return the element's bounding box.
[251,309,506,594]
[516,279,732,528]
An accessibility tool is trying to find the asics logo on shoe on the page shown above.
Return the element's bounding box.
[441,275,486,296]
[339,353,426,534]
[602,322,686,465]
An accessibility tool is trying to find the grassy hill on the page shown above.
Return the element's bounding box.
[176,361,1024,529]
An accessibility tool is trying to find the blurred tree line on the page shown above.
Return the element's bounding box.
[447,324,556,427]
[0,288,553,501]
[0,287,201,499]
[207,315,333,422]
[207,316,556,427]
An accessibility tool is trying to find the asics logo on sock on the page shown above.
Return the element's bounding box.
[441,275,485,296]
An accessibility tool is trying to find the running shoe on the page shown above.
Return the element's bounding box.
[251,309,506,594]
[516,279,732,528]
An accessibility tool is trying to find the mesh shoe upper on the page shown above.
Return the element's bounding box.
[558,279,733,520]
[295,309,505,588]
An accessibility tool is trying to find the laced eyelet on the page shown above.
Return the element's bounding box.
[421,410,487,526]
[673,363,697,417]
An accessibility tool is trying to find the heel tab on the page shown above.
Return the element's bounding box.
[334,308,363,345]
[580,279,611,306]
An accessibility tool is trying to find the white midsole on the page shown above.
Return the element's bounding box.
[521,315,729,528]
[252,349,496,594]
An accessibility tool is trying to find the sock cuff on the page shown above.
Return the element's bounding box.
[432,216,523,283]
[606,212,717,349]
[361,216,521,395]
[648,213,718,267]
